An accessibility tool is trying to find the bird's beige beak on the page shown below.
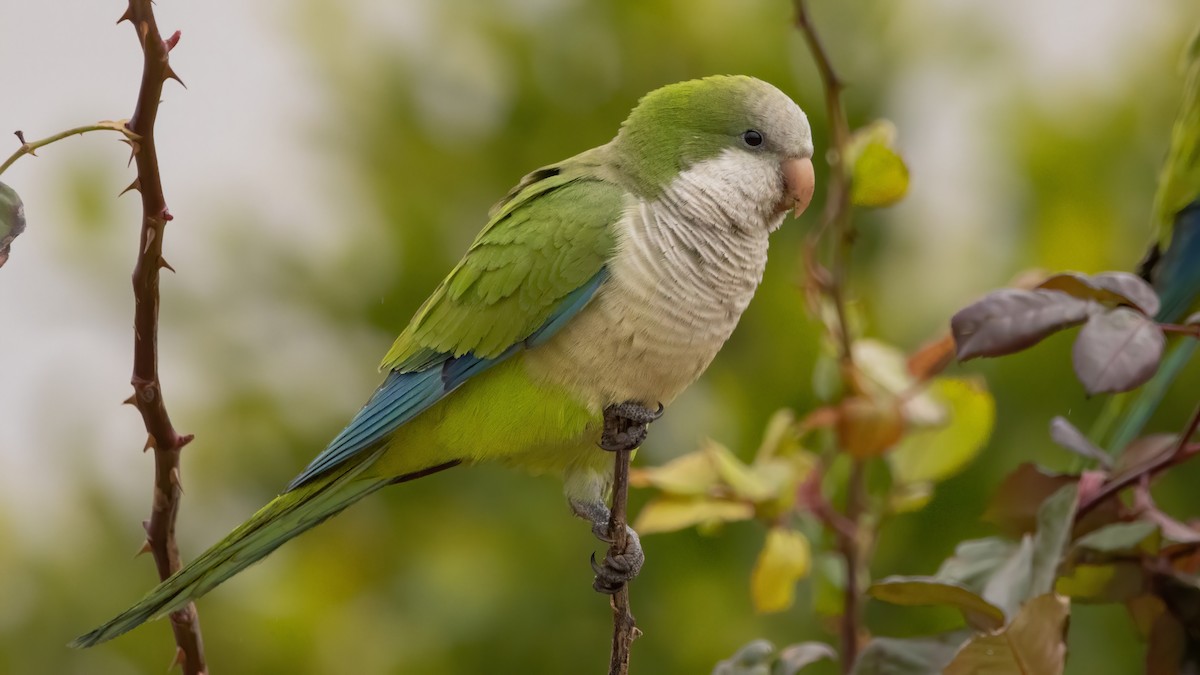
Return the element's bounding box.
[782,156,816,218]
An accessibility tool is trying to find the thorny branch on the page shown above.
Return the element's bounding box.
[119,1,206,673]
[1077,402,1200,519]
[793,1,866,670]
[0,124,139,177]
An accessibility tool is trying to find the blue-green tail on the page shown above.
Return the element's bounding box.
[71,451,391,648]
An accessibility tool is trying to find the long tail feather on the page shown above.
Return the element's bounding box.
[72,451,391,648]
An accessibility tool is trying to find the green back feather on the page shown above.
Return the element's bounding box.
[381,146,624,371]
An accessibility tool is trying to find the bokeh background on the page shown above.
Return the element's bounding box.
[2,0,1199,673]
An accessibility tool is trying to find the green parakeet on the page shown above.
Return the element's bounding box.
[1100,30,1200,452]
[73,75,816,647]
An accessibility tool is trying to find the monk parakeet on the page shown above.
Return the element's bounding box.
[73,75,816,647]
[1101,31,1200,452]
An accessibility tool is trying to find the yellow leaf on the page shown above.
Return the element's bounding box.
[633,496,754,535]
[706,440,774,502]
[629,449,719,496]
[847,120,909,208]
[889,377,995,484]
[752,528,812,613]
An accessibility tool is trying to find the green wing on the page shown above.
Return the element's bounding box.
[1153,27,1200,242]
[381,144,626,372]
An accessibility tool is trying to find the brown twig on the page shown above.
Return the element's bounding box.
[607,448,639,674]
[606,446,639,675]
[793,2,866,670]
[1077,402,1200,519]
[120,2,206,673]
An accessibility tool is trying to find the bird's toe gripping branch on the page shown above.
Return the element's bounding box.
[599,401,664,452]
[571,498,646,595]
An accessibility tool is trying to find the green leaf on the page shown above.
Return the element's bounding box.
[850,632,970,675]
[942,594,1070,675]
[713,639,776,675]
[633,496,754,535]
[979,535,1035,620]
[773,642,837,675]
[1074,520,1158,553]
[813,553,846,617]
[847,120,909,207]
[889,377,995,484]
[869,576,1007,631]
[752,528,812,613]
[936,537,1020,592]
[1056,563,1144,603]
[1030,484,1079,596]
[0,181,26,269]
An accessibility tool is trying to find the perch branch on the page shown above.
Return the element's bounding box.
[121,1,206,672]
[607,446,638,675]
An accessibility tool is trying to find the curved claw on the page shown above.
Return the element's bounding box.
[599,401,665,452]
[589,527,645,595]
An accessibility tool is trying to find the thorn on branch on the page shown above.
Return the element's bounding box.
[164,30,181,52]
[143,434,156,453]
[134,540,153,557]
[160,257,176,273]
[122,393,137,406]
[119,178,141,197]
[178,433,196,450]
[117,4,133,25]
[13,130,26,145]
[163,66,187,89]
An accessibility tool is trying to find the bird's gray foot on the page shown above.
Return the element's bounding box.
[599,401,664,452]
[570,498,646,595]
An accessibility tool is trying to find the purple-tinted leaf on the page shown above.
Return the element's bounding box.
[0,181,25,269]
[1038,271,1160,316]
[1072,307,1166,395]
[951,289,1093,360]
[1049,416,1112,468]
[1090,272,1161,317]
[1112,434,1178,478]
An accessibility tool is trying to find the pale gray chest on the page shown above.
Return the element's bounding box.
[525,181,777,409]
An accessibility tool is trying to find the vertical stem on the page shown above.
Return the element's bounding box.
[794,2,867,670]
[121,2,206,672]
[607,447,638,675]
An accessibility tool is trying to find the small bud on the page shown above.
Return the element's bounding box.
[164,30,181,52]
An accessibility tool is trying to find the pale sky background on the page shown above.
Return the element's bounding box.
[0,0,1193,549]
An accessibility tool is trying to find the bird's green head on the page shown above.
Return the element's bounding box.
[613,75,815,220]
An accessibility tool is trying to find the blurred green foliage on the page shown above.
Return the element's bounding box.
[4,0,1200,673]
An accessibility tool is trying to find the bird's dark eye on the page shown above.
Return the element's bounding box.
[742,130,764,147]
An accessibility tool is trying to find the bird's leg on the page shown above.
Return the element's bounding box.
[567,401,662,594]
[569,496,645,595]
[598,401,664,453]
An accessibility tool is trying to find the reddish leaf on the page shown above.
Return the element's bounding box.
[951,289,1093,360]
[1072,307,1165,395]
[837,395,905,459]
[982,464,1075,537]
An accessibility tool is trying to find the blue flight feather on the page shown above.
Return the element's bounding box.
[1153,204,1200,322]
[285,268,608,491]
